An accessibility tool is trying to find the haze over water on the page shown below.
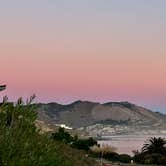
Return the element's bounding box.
[98,134,166,155]
[0,0,166,113]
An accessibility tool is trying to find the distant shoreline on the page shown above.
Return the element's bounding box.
[98,134,166,155]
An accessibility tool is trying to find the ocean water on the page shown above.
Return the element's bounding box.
[98,135,166,156]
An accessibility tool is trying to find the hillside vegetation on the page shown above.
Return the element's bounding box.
[0,96,96,166]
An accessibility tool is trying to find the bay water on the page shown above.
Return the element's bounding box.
[98,134,166,156]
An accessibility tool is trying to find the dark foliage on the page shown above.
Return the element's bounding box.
[142,137,166,155]
[51,128,97,151]
[72,137,97,151]
[118,154,131,163]
[133,150,145,164]
[102,152,119,161]
[133,137,166,165]
[51,127,73,143]
[144,153,163,165]
[0,96,96,166]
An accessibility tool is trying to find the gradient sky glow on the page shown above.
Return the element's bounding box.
[0,0,166,113]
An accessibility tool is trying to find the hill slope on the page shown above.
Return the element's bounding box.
[36,101,166,135]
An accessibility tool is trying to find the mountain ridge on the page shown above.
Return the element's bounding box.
[36,101,166,132]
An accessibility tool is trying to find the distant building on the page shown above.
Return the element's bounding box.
[56,124,73,130]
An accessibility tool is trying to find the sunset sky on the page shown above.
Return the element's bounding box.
[0,0,166,113]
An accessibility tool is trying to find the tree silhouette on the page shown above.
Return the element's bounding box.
[142,137,166,155]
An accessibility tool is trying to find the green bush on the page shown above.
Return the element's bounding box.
[72,137,97,151]
[0,97,63,165]
[0,96,96,166]
[118,154,131,163]
[103,152,119,161]
[51,127,73,143]
[51,128,97,152]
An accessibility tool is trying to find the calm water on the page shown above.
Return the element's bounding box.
[98,135,166,156]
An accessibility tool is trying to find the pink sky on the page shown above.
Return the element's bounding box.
[0,1,166,113]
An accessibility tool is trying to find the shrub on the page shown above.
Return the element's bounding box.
[72,137,97,151]
[103,152,119,161]
[0,96,96,166]
[0,96,64,165]
[51,127,73,143]
[51,129,97,152]
[118,154,131,163]
[144,153,163,165]
[133,151,145,164]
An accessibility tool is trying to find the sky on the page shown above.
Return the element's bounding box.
[0,0,166,113]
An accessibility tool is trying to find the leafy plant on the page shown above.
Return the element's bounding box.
[118,154,131,163]
[142,137,166,155]
[133,137,166,165]
[51,127,73,143]
[0,96,96,166]
[72,137,97,151]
